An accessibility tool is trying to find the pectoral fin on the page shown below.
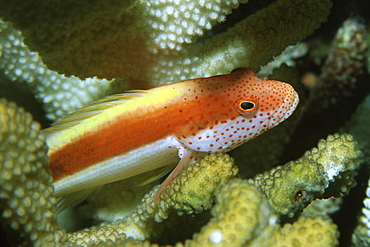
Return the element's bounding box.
[154,149,206,200]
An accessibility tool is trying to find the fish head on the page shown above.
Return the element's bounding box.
[175,68,299,153]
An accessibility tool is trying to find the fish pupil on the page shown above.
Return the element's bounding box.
[240,102,254,110]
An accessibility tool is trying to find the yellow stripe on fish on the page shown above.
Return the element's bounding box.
[43,68,299,201]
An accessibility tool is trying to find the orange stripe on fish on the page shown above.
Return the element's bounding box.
[43,68,299,201]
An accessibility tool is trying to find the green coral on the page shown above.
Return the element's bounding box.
[0,99,351,246]
[252,133,362,217]
[184,179,277,247]
[66,153,238,246]
[160,153,238,215]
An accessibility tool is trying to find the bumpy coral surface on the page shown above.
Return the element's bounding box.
[2,0,370,246]
[252,133,361,217]
[0,99,65,246]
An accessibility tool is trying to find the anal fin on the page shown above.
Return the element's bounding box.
[56,187,100,213]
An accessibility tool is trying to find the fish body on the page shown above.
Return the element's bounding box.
[44,68,299,198]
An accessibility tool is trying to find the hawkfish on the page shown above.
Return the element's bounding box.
[44,68,299,202]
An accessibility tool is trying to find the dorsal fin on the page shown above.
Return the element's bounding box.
[43,90,148,133]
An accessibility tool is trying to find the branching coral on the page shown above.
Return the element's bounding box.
[0,20,112,121]
[3,0,370,246]
[302,18,367,111]
[252,133,361,217]
[0,100,351,247]
[0,0,332,83]
[0,98,65,246]
[66,153,238,246]
[0,0,332,123]
[352,179,370,246]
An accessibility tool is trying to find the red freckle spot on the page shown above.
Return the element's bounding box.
[233,131,237,134]
[216,138,220,142]
[225,128,229,131]
[249,133,253,135]
[252,125,256,129]
[221,120,227,124]
[198,137,202,140]
[229,135,233,137]
[221,133,224,135]
[263,125,267,127]
[189,142,193,144]
[197,147,201,150]
[253,116,257,118]
[224,142,229,145]
[218,147,223,150]
[259,113,263,116]
[243,135,247,138]
[249,120,253,123]
[184,98,187,100]
[236,121,240,124]
[209,144,214,147]
[215,120,219,124]
[210,126,214,130]
[206,136,210,138]
[259,121,263,124]
[182,135,186,138]
[191,133,196,136]
[241,119,246,123]
[168,146,172,148]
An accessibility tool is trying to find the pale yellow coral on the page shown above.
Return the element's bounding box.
[182,180,339,247]
[159,153,238,215]
[0,0,331,121]
[271,215,339,246]
[0,19,112,121]
[66,153,238,246]
[352,179,370,246]
[0,98,66,246]
[0,0,332,83]
[184,179,277,247]
[252,133,362,217]
[304,133,362,181]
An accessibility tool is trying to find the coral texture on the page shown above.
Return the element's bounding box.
[352,179,370,246]
[0,0,331,83]
[0,20,111,121]
[3,0,370,246]
[0,98,348,246]
[0,99,65,246]
[0,0,331,122]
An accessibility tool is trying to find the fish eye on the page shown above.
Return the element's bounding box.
[234,98,258,115]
